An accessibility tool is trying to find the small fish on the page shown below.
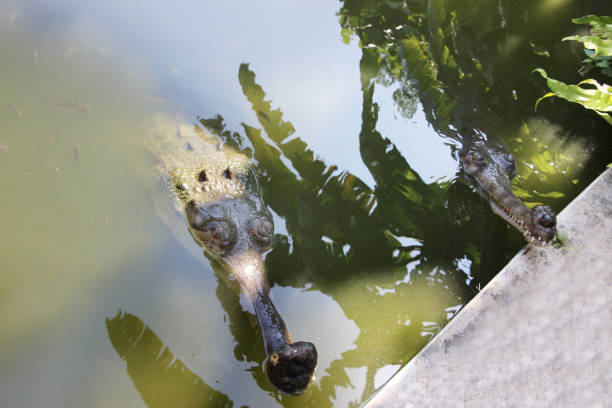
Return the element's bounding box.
[49,100,92,112]
[145,95,166,104]
[73,145,81,164]
[8,10,17,24]
[34,49,39,62]
[7,102,22,117]
[0,140,7,152]
[53,165,62,176]
[169,66,182,75]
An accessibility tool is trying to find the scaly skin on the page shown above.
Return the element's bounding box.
[147,116,317,395]
[459,144,557,245]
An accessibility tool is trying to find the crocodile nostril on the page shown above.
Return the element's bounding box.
[197,170,207,182]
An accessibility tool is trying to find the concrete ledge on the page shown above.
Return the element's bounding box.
[363,169,612,408]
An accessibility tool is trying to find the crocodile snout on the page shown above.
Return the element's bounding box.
[265,342,318,396]
[531,205,557,243]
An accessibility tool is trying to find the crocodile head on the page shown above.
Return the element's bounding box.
[172,160,274,259]
[170,157,317,395]
[459,145,557,245]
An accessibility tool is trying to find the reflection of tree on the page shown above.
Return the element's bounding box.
[106,311,234,408]
[339,0,611,206]
[96,2,609,407]
[196,64,484,406]
[116,3,611,405]
[202,10,611,390]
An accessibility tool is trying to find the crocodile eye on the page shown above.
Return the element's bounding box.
[222,168,232,179]
[176,182,187,191]
[251,217,274,249]
[206,221,237,253]
[211,223,230,242]
[470,150,483,163]
[197,170,207,182]
[257,220,273,238]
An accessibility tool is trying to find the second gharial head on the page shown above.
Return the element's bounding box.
[459,145,557,245]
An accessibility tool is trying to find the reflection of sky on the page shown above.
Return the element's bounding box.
[19,0,455,188]
[21,0,373,185]
[374,86,460,182]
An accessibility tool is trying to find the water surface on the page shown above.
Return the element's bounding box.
[1,1,610,407]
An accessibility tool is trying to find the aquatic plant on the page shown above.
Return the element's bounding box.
[534,15,612,125]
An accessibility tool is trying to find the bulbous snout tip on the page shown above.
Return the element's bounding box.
[531,205,557,243]
[265,341,318,396]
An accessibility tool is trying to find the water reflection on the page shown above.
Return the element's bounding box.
[194,0,611,392]
[195,64,472,405]
[338,0,608,204]
[106,311,234,408]
[1,0,610,407]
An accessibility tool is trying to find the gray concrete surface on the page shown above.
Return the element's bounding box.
[363,168,612,408]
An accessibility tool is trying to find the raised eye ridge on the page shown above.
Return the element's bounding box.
[250,217,274,249]
[204,220,237,253]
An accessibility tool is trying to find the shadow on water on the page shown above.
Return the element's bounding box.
[103,0,611,407]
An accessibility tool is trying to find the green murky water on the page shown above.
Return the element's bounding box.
[1,1,610,407]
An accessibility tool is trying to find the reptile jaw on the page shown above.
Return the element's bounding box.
[460,146,556,245]
[487,191,556,245]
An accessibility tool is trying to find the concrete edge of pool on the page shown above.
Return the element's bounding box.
[362,168,612,408]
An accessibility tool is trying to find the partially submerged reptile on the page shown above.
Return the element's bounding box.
[459,144,557,245]
[147,116,317,395]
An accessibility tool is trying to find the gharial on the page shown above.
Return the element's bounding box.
[459,143,557,245]
[146,115,317,395]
